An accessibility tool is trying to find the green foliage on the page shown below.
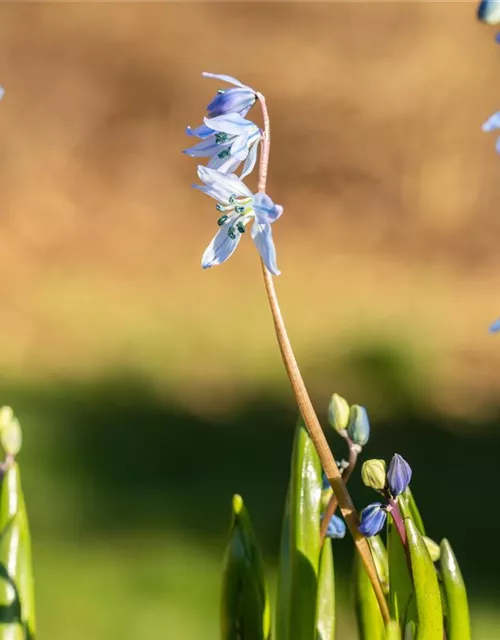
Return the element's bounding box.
[440,539,470,640]
[315,539,335,640]
[220,494,270,640]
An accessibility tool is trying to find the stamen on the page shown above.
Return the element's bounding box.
[215,133,230,144]
[228,195,237,204]
[216,203,225,213]
[217,89,225,95]
[217,215,228,226]
[217,149,231,159]
[236,222,245,234]
[235,205,245,214]
[227,226,236,240]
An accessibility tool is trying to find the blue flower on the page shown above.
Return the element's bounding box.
[483,111,500,153]
[490,318,500,332]
[184,113,261,179]
[358,503,387,537]
[202,72,257,119]
[194,166,283,275]
[478,0,500,24]
[325,514,346,539]
[386,453,412,497]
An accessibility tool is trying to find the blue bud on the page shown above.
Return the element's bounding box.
[358,503,387,538]
[206,87,256,119]
[325,514,346,539]
[496,31,500,43]
[347,405,370,447]
[387,453,412,497]
[322,471,330,491]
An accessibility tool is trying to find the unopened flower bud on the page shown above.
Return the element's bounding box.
[358,503,387,538]
[328,393,350,433]
[347,405,370,447]
[325,514,346,539]
[361,459,387,491]
[1,417,22,457]
[423,536,441,562]
[387,453,412,497]
[0,406,14,430]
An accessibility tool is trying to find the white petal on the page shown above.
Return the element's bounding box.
[208,154,241,174]
[197,166,252,200]
[203,113,255,136]
[184,137,221,157]
[253,193,283,224]
[251,222,280,275]
[202,72,248,89]
[240,139,260,179]
[202,223,242,269]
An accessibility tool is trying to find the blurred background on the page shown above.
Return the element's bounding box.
[0,1,498,638]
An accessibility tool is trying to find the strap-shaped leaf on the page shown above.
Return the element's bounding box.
[404,518,443,639]
[387,518,413,627]
[385,620,402,640]
[368,536,389,595]
[0,465,35,639]
[399,489,426,536]
[440,539,470,640]
[353,546,385,640]
[276,419,322,639]
[315,538,335,640]
[220,494,271,640]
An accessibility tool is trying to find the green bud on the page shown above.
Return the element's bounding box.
[423,536,441,562]
[327,393,350,432]
[0,407,14,431]
[361,459,386,491]
[347,404,370,446]
[1,418,22,457]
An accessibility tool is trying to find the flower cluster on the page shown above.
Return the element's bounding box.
[358,453,412,537]
[184,73,283,275]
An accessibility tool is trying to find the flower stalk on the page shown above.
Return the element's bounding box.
[255,92,390,624]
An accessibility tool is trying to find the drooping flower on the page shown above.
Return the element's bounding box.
[184,113,261,179]
[194,166,282,275]
[386,453,412,497]
[325,514,346,539]
[202,72,257,119]
[483,111,500,153]
[358,503,387,537]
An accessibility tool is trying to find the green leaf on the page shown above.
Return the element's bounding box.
[439,539,470,640]
[385,620,402,640]
[353,546,385,640]
[315,538,335,640]
[0,465,35,638]
[387,517,413,627]
[276,419,323,640]
[220,494,271,640]
[368,535,389,595]
[275,491,291,640]
[399,489,426,536]
[0,624,24,640]
[404,518,443,639]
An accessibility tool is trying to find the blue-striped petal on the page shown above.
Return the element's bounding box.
[202,72,249,89]
[240,138,260,179]
[204,113,255,136]
[254,193,283,224]
[489,318,500,332]
[186,123,213,139]
[251,222,280,276]
[483,111,500,132]
[202,221,241,269]
[197,166,253,200]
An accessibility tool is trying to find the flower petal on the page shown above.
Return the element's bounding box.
[253,192,284,224]
[325,515,346,539]
[240,139,259,179]
[251,222,280,275]
[202,72,248,89]
[478,0,500,25]
[207,154,241,174]
[204,113,255,136]
[483,111,500,132]
[358,503,387,538]
[489,318,500,333]
[197,166,252,199]
[186,123,213,139]
[184,137,222,158]
[201,222,241,269]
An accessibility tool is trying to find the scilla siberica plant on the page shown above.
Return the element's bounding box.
[184,73,472,639]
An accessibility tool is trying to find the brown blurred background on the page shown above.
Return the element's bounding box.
[0,2,498,638]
